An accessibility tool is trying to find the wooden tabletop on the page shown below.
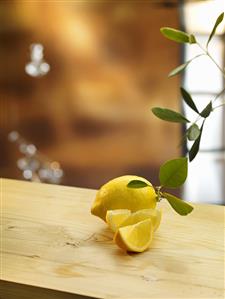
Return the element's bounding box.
[1,178,224,299]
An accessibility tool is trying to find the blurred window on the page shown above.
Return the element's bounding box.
[183,0,225,151]
[182,0,225,205]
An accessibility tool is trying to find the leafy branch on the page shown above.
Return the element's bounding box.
[154,12,225,162]
[127,12,225,216]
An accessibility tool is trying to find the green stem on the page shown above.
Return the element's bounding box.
[189,53,206,63]
[184,43,225,127]
[187,89,224,135]
[155,186,162,202]
[192,114,202,125]
[197,42,225,78]
[190,89,225,123]
[207,53,225,78]
[213,101,225,110]
[212,88,225,103]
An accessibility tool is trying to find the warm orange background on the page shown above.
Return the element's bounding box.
[0,1,181,188]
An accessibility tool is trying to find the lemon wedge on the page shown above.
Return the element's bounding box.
[114,219,153,252]
[121,209,162,232]
[106,209,131,232]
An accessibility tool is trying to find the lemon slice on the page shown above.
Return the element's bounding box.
[121,209,162,231]
[106,209,131,232]
[114,219,153,252]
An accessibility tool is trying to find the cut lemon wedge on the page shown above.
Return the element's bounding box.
[106,209,131,232]
[114,219,153,252]
[120,208,162,232]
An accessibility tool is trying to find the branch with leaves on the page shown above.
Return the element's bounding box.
[127,12,224,216]
[154,12,225,162]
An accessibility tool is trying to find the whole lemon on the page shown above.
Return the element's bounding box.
[91,175,157,221]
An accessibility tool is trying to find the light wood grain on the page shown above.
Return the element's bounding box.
[1,178,225,299]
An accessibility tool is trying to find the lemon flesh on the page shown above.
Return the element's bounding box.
[91,175,157,221]
[114,219,153,252]
[106,209,131,232]
[121,209,162,232]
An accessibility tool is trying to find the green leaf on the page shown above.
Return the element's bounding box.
[200,101,212,118]
[127,180,150,189]
[180,87,199,114]
[162,192,194,216]
[189,121,205,162]
[168,62,189,77]
[207,12,224,47]
[187,124,201,141]
[152,107,190,123]
[160,27,193,44]
[159,157,188,188]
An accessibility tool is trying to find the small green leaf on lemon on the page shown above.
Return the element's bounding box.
[159,157,188,188]
[127,180,150,189]
[152,107,190,123]
[162,192,194,215]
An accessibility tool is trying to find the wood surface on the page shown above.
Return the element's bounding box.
[1,178,224,299]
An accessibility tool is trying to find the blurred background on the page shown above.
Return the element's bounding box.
[0,0,224,204]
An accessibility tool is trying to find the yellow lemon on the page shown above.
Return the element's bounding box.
[106,209,131,232]
[121,209,162,232]
[91,175,157,221]
[114,219,153,252]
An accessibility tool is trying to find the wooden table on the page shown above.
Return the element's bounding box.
[1,178,224,299]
